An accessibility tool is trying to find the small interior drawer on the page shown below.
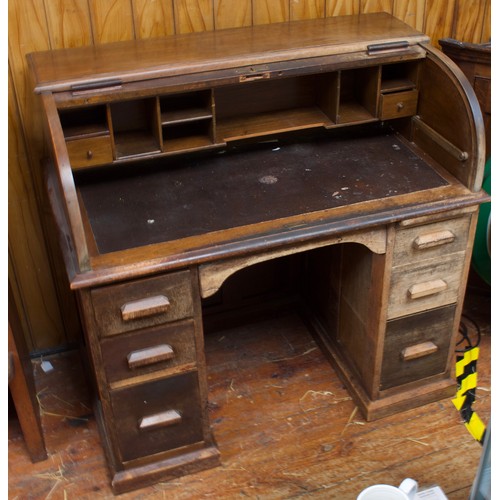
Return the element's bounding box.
[379,89,418,120]
[110,371,204,462]
[91,270,194,337]
[66,135,113,169]
[381,305,455,390]
[100,319,197,383]
[393,215,471,267]
[387,253,465,320]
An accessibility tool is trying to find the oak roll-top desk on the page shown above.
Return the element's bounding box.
[28,13,488,493]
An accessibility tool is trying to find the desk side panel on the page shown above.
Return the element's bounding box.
[40,92,90,271]
[412,44,485,191]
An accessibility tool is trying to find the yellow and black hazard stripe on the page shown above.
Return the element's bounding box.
[452,345,486,444]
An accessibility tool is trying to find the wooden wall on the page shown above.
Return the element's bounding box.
[8,0,491,353]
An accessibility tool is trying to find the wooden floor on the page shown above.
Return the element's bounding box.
[8,281,490,499]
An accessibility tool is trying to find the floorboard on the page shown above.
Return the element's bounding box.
[8,282,490,499]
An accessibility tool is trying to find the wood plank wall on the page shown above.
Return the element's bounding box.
[8,0,491,353]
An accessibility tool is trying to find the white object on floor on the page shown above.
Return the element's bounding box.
[415,486,448,499]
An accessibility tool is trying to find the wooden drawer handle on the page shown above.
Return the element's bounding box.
[401,341,438,361]
[413,230,455,250]
[139,409,181,431]
[127,344,174,369]
[121,295,170,321]
[408,279,447,300]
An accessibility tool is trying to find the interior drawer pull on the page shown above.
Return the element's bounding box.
[127,344,174,369]
[239,72,270,82]
[408,279,447,299]
[401,341,438,361]
[139,409,181,431]
[413,230,455,250]
[121,295,170,321]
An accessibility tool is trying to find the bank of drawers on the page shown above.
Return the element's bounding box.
[90,270,205,464]
[382,215,471,390]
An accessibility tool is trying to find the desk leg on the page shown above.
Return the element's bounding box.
[8,322,47,462]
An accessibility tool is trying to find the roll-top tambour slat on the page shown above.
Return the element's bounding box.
[121,295,170,321]
[139,409,182,431]
[127,344,174,369]
[401,341,438,361]
[413,230,455,250]
[408,279,447,300]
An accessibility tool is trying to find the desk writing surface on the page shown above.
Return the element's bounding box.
[77,130,448,255]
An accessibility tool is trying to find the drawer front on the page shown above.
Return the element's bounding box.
[393,216,471,267]
[381,305,455,390]
[388,253,465,320]
[379,89,418,120]
[110,371,204,462]
[91,270,194,337]
[100,319,197,383]
[66,135,113,169]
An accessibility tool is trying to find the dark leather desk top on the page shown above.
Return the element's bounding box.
[77,129,447,254]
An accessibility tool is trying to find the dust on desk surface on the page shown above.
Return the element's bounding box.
[77,133,448,254]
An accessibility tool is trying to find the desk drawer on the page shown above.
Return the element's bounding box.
[91,271,194,337]
[66,135,113,169]
[110,371,204,462]
[381,305,455,390]
[387,253,465,319]
[393,216,471,267]
[100,319,197,383]
[379,89,418,120]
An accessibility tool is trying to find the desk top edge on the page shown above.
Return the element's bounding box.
[28,13,429,94]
